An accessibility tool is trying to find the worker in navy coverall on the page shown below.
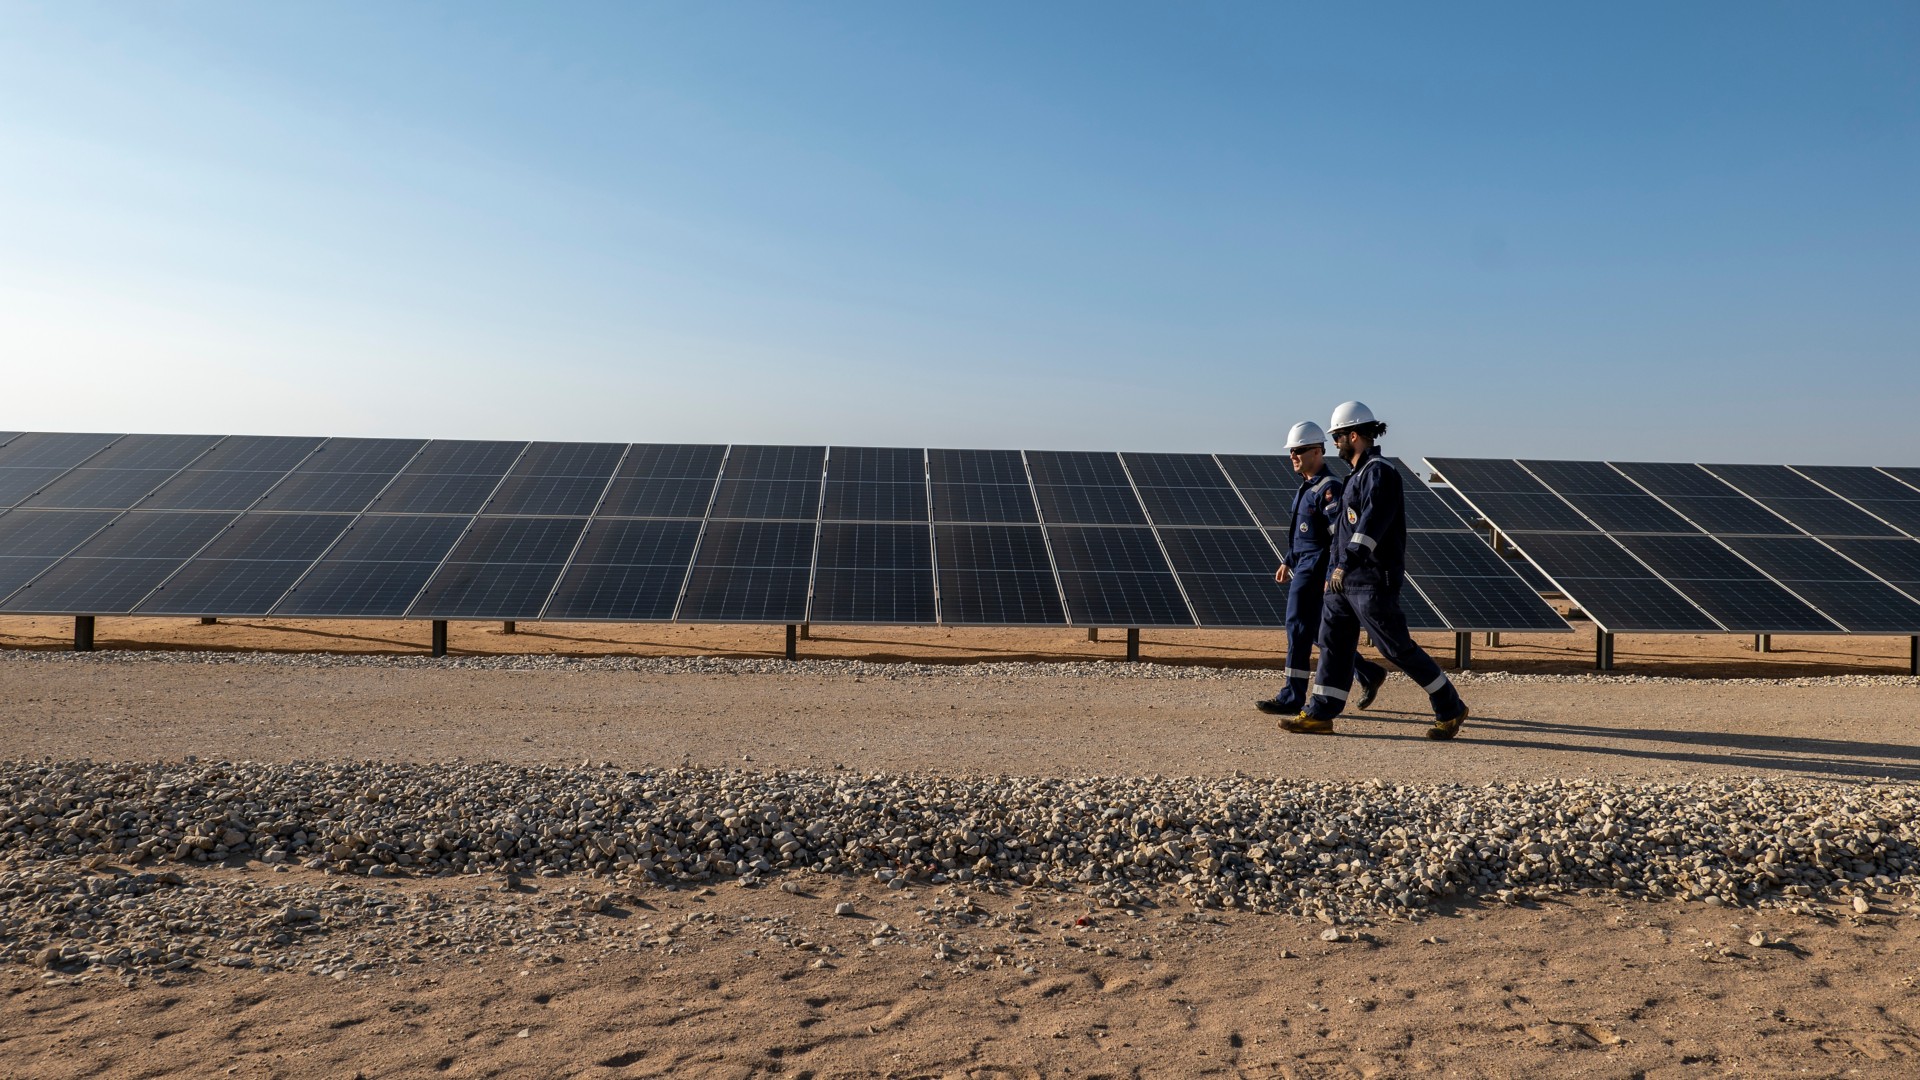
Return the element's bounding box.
[1284,401,1470,740]
[1256,421,1384,716]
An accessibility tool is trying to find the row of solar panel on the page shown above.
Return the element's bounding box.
[1427,458,1920,634]
[0,432,1564,631]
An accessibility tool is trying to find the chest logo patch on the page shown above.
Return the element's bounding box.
[1298,522,1308,533]
[1347,508,1358,525]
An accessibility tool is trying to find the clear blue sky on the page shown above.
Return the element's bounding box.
[2,2,1915,464]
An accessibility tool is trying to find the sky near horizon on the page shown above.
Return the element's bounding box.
[1,2,1915,466]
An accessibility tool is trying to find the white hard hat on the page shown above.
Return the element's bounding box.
[1284,421,1327,450]
[1328,400,1378,434]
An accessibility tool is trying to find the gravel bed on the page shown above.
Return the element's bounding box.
[4,760,1916,980]
[1,646,1915,687]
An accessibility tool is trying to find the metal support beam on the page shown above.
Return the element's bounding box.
[785,624,798,661]
[73,616,94,652]
[1485,632,1501,648]
[200,617,217,625]
[1087,628,1098,642]
[431,620,448,657]
[1454,632,1471,670]
[1754,634,1771,653]
[502,621,516,634]
[1911,637,1918,677]
[1595,628,1614,671]
[1125,628,1140,662]
[800,622,810,641]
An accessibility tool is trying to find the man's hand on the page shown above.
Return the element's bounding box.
[1275,564,1291,585]
[1327,567,1346,594]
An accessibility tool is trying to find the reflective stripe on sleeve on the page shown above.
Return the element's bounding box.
[1352,533,1377,550]
[1309,684,1349,702]
[1421,673,1451,694]
[1286,668,1312,680]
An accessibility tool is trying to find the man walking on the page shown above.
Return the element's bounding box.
[1282,401,1470,739]
[1255,420,1383,717]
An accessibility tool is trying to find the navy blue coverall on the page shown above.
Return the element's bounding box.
[1304,448,1465,721]
[1272,468,1385,712]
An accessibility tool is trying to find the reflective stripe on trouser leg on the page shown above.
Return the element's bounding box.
[1275,562,1324,711]
[1304,588,1363,718]
[1349,582,1465,718]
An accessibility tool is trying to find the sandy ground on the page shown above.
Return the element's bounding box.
[4,617,1920,1077]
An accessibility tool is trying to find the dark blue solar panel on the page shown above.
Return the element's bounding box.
[678,520,816,621]
[1612,535,1837,632]
[141,470,292,511]
[134,514,357,616]
[369,473,508,515]
[618,444,727,479]
[1215,455,1298,491]
[827,447,924,483]
[487,474,614,517]
[927,448,1028,486]
[544,520,701,620]
[930,483,1038,523]
[1398,585,1447,632]
[0,510,117,556]
[187,436,324,473]
[820,482,928,522]
[1121,453,1232,488]
[1426,458,1541,493]
[810,522,937,624]
[0,432,120,470]
[1031,484,1148,526]
[724,445,825,481]
[72,433,221,471]
[1132,485,1256,527]
[296,439,425,473]
[598,477,719,518]
[270,515,468,616]
[58,511,233,560]
[19,469,189,510]
[254,471,401,513]
[299,514,468,563]
[707,479,821,520]
[1155,528,1287,626]
[1025,451,1129,487]
[513,442,626,477]
[1520,459,1647,497]
[1609,461,1734,499]
[1718,536,1920,633]
[1824,539,1920,584]
[1045,526,1192,626]
[407,441,526,475]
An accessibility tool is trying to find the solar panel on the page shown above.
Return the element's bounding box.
[362,441,525,515]
[1430,486,1480,524]
[1154,527,1287,626]
[1481,530,1720,632]
[410,518,588,619]
[16,433,223,511]
[543,519,702,621]
[1122,454,1259,527]
[1044,525,1193,626]
[1215,455,1303,529]
[724,445,826,481]
[677,519,815,621]
[1881,468,1920,492]
[0,432,119,470]
[1518,461,1700,535]
[1397,585,1447,632]
[271,516,469,617]
[1792,466,1920,535]
[0,511,234,614]
[1610,534,1839,633]
[0,510,120,602]
[1824,538,1920,585]
[1398,531,1570,631]
[135,513,357,616]
[1704,464,1902,538]
[484,442,624,517]
[1027,451,1150,526]
[619,444,727,479]
[932,524,1065,624]
[1716,536,1920,632]
[809,522,936,623]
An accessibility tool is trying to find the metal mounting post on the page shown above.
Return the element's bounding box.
[1125,628,1140,662]
[431,620,448,657]
[502,621,516,634]
[785,624,798,661]
[73,616,94,652]
[1485,632,1500,648]
[1087,628,1098,642]
[1454,632,1471,670]
[1910,637,1917,677]
[800,622,810,641]
[200,617,217,625]
[1595,628,1614,671]
[1754,634,1771,653]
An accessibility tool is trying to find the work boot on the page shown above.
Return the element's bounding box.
[1281,713,1335,734]
[1426,704,1469,741]
[1354,672,1379,711]
[1254,698,1295,716]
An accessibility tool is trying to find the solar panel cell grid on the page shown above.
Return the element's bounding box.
[1025,451,1128,487]
[407,441,526,475]
[929,483,1038,523]
[140,470,293,511]
[1230,487,1292,529]
[1044,527,1175,575]
[1397,586,1447,632]
[512,442,626,477]
[1056,571,1193,626]
[187,436,323,472]
[190,514,356,562]
[820,482,928,522]
[252,472,400,513]
[485,474,613,517]
[0,558,194,614]
[293,439,424,474]
[77,434,221,471]
[273,560,446,617]
[0,558,64,604]
[1880,468,1920,492]
[1651,496,1796,536]
[0,432,119,470]
[1824,539,1920,584]
[137,560,316,616]
[617,444,726,479]
[0,469,82,509]
[1459,492,1597,533]
[707,479,822,520]
[1120,453,1232,488]
[60,512,233,560]
[678,566,812,622]
[1545,493,1698,535]
[826,447,924,483]
[1155,528,1276,575]
[814,523,932,569]
[933,525,1053,572]
[314,516,469,563]
[927,449,1028,486]
[1520,460,1648,497]
[1736,498,1901,539]
[0,510,118,556]
[1031,485,1148,525]
[20,469,187,510]
[1405,532,1530,577]
[1215,455,1299,491]
[567,519,703,566]
[368,473,509,516]
[935,570,1066,624]
[1792,466,1919,503]
[722,446,825,481]
[1133,485,1256,526]
[1427,458,1544,493]
[1179,573,1290,626]
[597,477,718,518]
[1407,575,1569,631]
[544,565,687,621]
[1608,461,1733,499]
[809,569,937,623]
[411,561,574,620]
[1705,464,1827,500]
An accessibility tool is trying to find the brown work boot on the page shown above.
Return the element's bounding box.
[1426,705,1469,741]
[1281,713,1335,734]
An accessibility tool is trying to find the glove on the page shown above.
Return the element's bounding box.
[1327,567,1346,594]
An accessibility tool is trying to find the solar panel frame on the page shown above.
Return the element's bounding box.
[676,519,818,623]
[542,518,703,622]
[134,513,359,617]
[931,523,1067,625]
[808,522,937,624]
[1716,535,1920,633]
[270,515,472,618]
[0,511,238,614]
